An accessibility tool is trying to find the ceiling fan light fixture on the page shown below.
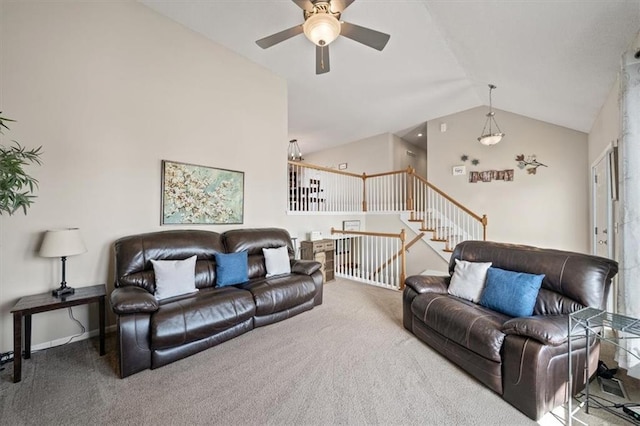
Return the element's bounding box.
[303,13,341,46]
[477,84,505,146]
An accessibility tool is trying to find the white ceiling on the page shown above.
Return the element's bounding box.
[141,0,640,153]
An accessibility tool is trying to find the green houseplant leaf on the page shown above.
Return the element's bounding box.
[0,113,43,215]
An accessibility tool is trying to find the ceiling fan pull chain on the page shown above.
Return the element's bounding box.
[321,48,326,70]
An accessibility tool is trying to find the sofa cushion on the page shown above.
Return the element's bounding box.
[115,230,223,293]
[449,240,618,314]
[241,274,317,316]
[480,267,544,317]
[151,255,198,301]
[411,292,509,362]
[223,228,294,279]
[215,251,249,287]
[263,246,291,277]
[448,259,492,303]
[150,287,255,350]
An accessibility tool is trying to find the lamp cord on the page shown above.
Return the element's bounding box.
[30,307,86,355]
[0,308,86,369]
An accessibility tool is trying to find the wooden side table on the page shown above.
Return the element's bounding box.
[10,284,106,383]
[300,239,335,282]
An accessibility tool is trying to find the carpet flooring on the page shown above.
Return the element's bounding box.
[0,278,636,425]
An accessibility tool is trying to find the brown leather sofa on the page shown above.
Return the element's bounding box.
[110,228,323,378]
[403,241,618,420]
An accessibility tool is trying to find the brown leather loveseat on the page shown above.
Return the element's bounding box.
[403,241,618,420]
[110,228,323,378]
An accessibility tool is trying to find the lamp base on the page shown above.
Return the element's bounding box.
[52,286,75,297]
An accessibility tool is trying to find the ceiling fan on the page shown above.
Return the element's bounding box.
[256,0,390,75]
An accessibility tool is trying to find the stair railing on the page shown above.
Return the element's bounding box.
[331,228,407,290]
[409,170,487,250]
[288,160,487,248]
[363,170,410,212]
[288,161,364,212]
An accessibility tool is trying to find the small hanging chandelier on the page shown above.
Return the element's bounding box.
[478,84,505,146]
[288,139,303,161]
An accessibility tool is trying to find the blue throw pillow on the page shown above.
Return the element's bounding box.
[215,251,249,287]
[479,267,544,317]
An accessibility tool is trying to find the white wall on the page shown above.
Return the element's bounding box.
[304,133,392,175]
[0,1,289,351]
[588,81,620,165]
[391,134,428,176]
[427,107,590,251]
[305,132,427,177]
[588,79,620,253]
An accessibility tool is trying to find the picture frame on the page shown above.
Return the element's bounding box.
[161,160,244,225]
[452,165,466,176]
[343,220,361,232]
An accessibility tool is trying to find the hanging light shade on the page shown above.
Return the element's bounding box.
[288,139,302,161]
[303,13,341,46]
[478,84,505,146]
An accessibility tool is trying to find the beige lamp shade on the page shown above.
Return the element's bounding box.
[40,228,87,258]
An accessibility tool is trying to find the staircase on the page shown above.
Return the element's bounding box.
[401,211,464,262]
[287,161,487,260]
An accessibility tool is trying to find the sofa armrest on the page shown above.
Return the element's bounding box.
[110,286,159,315]
[502,315,570,346]
[291,259,322,276]
[404,274,449,295]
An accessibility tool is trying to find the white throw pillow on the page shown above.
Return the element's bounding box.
[447,259,492,303]
[263,246,291,277]
[151,255,198,301]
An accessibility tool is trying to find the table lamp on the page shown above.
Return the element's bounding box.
[40,228,87,297]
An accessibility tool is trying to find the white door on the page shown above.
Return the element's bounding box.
[591,148,615,310]
[592,155,613,258]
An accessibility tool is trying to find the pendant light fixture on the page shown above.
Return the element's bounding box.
[288,139,302,161]
[478,84,505,146]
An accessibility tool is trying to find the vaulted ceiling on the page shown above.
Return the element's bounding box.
[141,0,640,153]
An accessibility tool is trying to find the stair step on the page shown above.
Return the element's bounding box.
[431,238,447,242]
[446,234,464,251]
[443,248,454,253]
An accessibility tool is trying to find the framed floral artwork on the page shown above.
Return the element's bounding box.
[161,160,244,225]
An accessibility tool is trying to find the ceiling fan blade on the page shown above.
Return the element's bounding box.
[340,21,390,51]
[330,0,355,13]
[256,25,304,49]
[292,0,315,11]
[316,45,330,75]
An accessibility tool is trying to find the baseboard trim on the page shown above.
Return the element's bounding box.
[31,325,116,352]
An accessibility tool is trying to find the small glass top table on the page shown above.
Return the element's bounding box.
[567,307,640,425]
[10,284,106,383]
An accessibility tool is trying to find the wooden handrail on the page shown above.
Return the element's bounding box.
[411,172,485,223]
[290,162,486,240]
[288,160,363,178]
[363,169,409,179]
[331,228,402,239]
